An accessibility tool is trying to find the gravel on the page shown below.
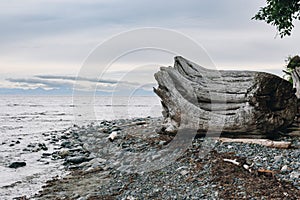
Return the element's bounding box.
[12,116,298,199]
[214,137,300,190]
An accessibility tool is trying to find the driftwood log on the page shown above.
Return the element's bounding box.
[218,138,292,149]
[154,56,297,138]
[291,66,300,98]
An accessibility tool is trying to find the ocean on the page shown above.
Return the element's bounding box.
[0,95,162,199]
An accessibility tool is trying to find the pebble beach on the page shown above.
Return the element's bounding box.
[8,117,298,199]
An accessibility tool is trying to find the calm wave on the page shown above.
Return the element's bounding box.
[0,95,162,198]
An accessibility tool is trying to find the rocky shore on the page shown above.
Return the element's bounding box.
[13,117,300,199]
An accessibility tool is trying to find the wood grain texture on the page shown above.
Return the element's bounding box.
[154,56,297,138]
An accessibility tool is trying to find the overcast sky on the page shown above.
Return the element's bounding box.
[1,0,300,94]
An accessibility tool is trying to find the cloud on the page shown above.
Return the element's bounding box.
[0,0,299,92]
[0,0,268,53]
[0,0,263,43]
[35,75,119,84]
[6,77,74,89]
[4,74,157,95]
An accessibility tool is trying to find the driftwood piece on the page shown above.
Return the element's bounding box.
[108,131,118,142]
[257,169,275,177]
[154,56,297,138]
[223,158,240,166]
[223,158,252,172]
[289,56,300,98]
[218,138,292,149]
[291,67,300,98]
[286,130,300,137]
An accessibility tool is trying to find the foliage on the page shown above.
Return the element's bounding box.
[283,55,300,83]
[253,0,300,38]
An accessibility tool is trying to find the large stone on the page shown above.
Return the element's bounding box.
[9,161,26,168]
[154,56,297,138]
[66,156,92,164]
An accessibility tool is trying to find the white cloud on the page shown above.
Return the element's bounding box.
[3,73,157,94]
[0,0,300,93]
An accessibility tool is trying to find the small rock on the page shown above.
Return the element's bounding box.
[108,131,118,142]
[22,148,30,151]
[61,141,72,148]
[27,143,35,148]
[176,166,189,171]
[110,127,122,132]
[51,138,59,142]
[243,164,250,170]
[125,196,136,200]
[136,121,146,125]
[245,159,252,165]
[69,147,83,152]
[31,147,40,152]
[180,170,189,176]
[66,156,92,164]
[290,171,300,179]
[9,161,26,168]
[42,152,52,157]
[158,141,166,146]
[94,158,107,163]
[281,165,288,172]
[61,135,68,139]
[38,143,48,151]
[58,150,70,158]
[13,195,28,200]
[274,155,283,163]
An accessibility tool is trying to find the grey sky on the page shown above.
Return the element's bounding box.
[0,0,300,93]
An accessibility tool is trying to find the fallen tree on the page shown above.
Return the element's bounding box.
[154,56,297,138]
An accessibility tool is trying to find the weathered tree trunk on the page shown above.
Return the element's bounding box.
[291,67,300,98]
[288,66,300,133]
[154,56,297,138]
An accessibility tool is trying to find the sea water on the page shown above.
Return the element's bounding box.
[0,95,162,199]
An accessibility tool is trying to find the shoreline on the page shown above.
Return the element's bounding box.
[10,117,300,199]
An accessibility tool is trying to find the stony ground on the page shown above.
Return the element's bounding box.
[13,117,300,200]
